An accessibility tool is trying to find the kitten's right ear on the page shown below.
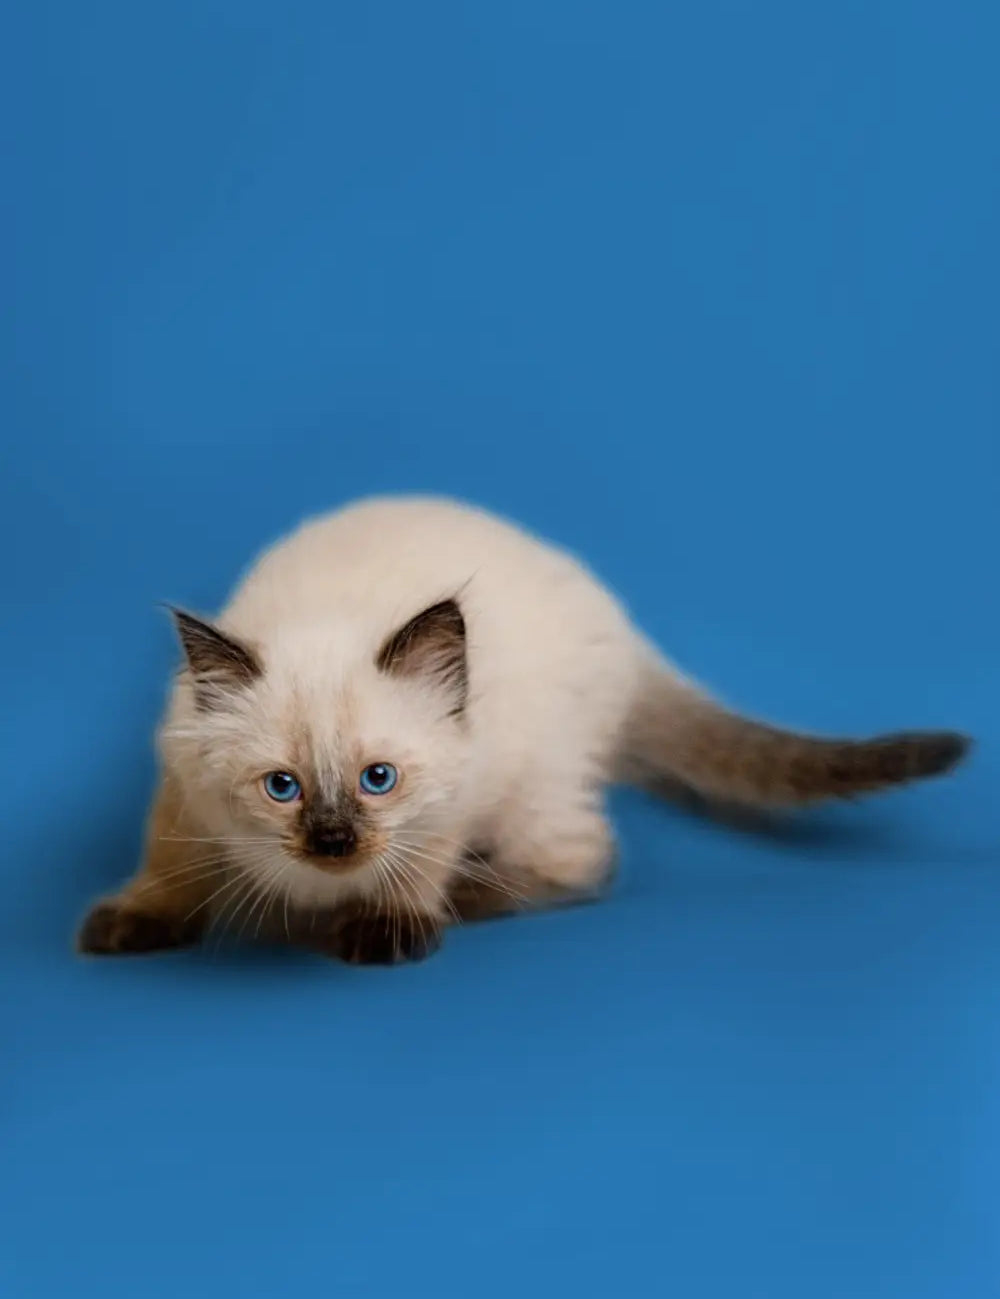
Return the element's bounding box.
[166,607,261,705]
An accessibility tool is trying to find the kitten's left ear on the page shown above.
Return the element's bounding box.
[376,599,468,718]
[167,607,262,706]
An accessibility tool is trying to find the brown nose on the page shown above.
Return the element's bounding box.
[309,824,357,858]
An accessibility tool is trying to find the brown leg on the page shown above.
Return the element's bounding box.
[448,874,525,922]
[76,777,219,956]
[292,847,458,965]
[331,906,444,964]
[284,898,445,965]
[448,849,615,924]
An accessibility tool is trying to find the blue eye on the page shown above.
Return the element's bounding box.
[359,763,398,796]
[263,771,301,802]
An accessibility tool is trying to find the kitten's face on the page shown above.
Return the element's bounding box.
[214,676,466,876]
[164,601,470,890]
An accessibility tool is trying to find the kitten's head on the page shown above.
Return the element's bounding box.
[162,599,471,892]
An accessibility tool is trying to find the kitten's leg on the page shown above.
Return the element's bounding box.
[326,902,445,965]
[76,777,217,956]
[293,855,454,965]
[448,867,526,922]
[488,781,618,912]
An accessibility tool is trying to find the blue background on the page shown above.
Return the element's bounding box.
[2,2,998,1295]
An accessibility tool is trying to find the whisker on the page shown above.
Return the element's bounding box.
[394,830,494,869]
[371,856,388,916]
[378,858,406,951]
[282,875,292,942]
[239,864,283,944]
[241,871,273,943]
[393,839,527,906]
[227,875,269,945]
[158,835,278,845]
[133,843,281,906]
[124,866,227,900]
[452,871,529,909]
[394,835,509,886]
[184,867,244,925]
[388,863,402,950]
[266,863,292,940]
[125,855,234,886]
[383,850,424,907]
[387,847,459,924]
[372,857,395,940]
[210,871,262,947]
[382,854,436,948]
[252,865,286,941]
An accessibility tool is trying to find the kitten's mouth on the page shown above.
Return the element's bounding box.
[302,856,366,876]
[285,835,378,875]
[288,848,365,874]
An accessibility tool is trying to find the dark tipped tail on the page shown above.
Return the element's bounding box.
[619,663,971,809]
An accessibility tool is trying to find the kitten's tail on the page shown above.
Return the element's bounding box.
[617,656,971,809]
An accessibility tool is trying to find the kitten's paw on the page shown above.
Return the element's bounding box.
[76,900,201,956]
[333,912,443,965]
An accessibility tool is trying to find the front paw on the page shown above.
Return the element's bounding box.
[76,900,201,956]
[332,911,443,965]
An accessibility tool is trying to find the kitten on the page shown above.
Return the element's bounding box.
[77,496,970,964]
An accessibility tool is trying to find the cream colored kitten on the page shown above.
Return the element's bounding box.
[77,497,970,964]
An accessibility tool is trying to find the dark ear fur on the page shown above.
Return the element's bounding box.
[168,607,261,706]
[376,599,468,718]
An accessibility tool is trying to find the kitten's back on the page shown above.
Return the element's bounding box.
[221,496,641,773]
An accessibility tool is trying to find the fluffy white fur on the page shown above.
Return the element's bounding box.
[77,494,968,960]
[161,496,649,915]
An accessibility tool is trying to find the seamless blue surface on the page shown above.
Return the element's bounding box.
[2,3,998,1296]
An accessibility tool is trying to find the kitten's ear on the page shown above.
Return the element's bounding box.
[167,607,261,705]
[376,599,468,717]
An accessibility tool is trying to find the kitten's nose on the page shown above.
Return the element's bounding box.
[310,825,357,858]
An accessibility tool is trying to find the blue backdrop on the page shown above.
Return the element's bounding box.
[2,3,997,1296]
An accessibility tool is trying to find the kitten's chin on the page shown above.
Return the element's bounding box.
[280,858,364,909]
